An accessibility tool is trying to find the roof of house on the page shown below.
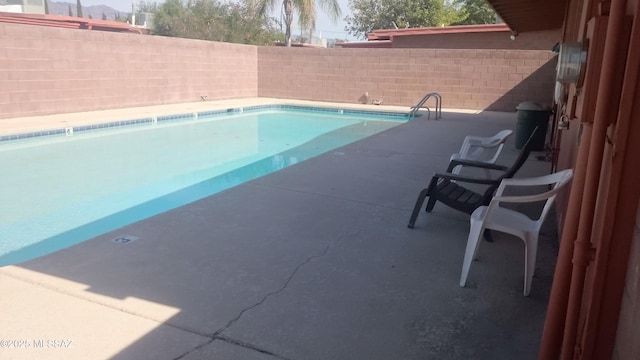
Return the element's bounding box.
[273,42,325,48]
[0,12,142,34]
[367,23,512,41]
[485,0,567,33]
[338,24,513,48]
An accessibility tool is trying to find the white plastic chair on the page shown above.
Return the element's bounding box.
[450,130,513,176]
[459,169,573,296]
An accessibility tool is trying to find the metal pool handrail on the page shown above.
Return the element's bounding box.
[409,92,442,120]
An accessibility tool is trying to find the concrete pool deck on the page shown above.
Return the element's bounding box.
[0,99,555,360]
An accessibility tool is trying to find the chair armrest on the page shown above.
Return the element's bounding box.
[492,186,564,203]
[493,169,574,198]
[492,194,553,204]
[446,159,509,172]
[463,136,483,145]
[499,173,566,187]
[464,137,500,148]
[470,142,500,149]
[434,172,501,185]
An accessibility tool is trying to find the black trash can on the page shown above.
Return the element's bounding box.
[515,102,551,150]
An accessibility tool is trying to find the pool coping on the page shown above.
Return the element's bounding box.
[0,103,413,143]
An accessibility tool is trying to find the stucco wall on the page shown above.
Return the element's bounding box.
[258,47,557,111]
[0,22,258,119]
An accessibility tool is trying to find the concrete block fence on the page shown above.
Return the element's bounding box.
[0,22,557,119]
[258,47,556,111]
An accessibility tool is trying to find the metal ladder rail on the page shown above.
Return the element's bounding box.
[409,92,442,120]
[409,92,441,119]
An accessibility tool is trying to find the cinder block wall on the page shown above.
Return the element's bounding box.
[614,203,640,360]
[0,22,557,119]
[258,47,557,111]
[0,23,258,119]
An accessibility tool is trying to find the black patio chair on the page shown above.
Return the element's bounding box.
[407,127,539,237]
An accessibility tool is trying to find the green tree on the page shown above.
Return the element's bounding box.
[152,0,187,37]
[102,12,107,20]
[345,0,464,39]
[224,2,283,45]
[256,0,342,46]
[150,0,283,45]
[452,0,497,25]
[68,4,73,16]
[138,1,158,13]
[44,0,49,14]
[186,0,227,40]
[77,0,83,18]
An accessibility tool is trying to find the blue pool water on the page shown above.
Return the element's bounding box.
[0,107,405,266]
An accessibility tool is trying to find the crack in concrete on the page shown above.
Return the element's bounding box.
[178,231,358,360]
[213,229,360,336]
[2,228,357,360]
[216,335,294,360]
[175,230,362,360]
[174,335,293,360]
[173,338,216,360]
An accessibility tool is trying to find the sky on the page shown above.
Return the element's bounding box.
[77,0,355,40]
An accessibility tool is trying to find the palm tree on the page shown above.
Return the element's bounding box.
[257,0,341,46]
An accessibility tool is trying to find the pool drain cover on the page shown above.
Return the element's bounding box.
[112,235,139,244]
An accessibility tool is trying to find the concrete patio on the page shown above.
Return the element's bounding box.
[0,100,555,360]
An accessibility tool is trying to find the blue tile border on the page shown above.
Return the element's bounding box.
[0,104,410,144]
[156,113,195,122]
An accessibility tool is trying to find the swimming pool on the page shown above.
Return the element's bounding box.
[0,106,407,266]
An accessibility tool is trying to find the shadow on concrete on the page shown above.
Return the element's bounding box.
[6,111,557,360]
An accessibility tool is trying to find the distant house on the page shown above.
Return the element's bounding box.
[273,42,326,48]
[0,0,45,14]
[338,24,559,50]
[0,11,142,33]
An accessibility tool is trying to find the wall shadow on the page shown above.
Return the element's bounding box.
[485,57,558,112]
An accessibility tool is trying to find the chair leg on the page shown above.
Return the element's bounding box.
[407,188,429,228]
[424,177,439,213]
[483,229,493,242]
[425,197,437,212]
[523,232,539,296]
[460,220,485,288]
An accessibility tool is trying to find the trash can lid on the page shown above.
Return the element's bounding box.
[516,101,550,111]
[516,101,549,111]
